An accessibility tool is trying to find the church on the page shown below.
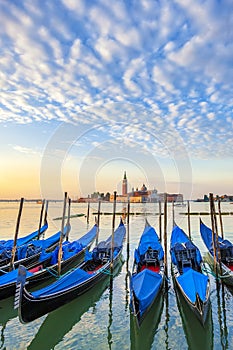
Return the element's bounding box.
[110,172,183,203]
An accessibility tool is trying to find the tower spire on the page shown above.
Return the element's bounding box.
[122,171,128,196]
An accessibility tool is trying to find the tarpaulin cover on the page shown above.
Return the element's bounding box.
[200,221,233,252]
[50,224,97,264]
[177,268,208,303]
[31,268,91,297]
[30,220,125,298]
[134,225,164,263]
[0,225,97,287]
[170,226,202,266]
[0,268,33,285]
[104,220,126,249]
[0,224,69,261]
[131,269,162,317]
[76,224,98,247]
[88,220,126,261]
[16,225,70,260]
[0,222,48,251]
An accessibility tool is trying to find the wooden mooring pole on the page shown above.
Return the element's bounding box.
[187,200,191,239]
[44,200,49,224]
[127,198,130,258]
[159,201,162,242]
[218,199,224,239]
[37,199,45,239]
[96,200,101,245]
[87,201,90,224]
[10,197,24,270]
[172,201,175,227]
[66,197,71,241]
[111,191,117,269]
[212,196,222,277]
[163,194,168,278]
[58,192,67,276]
[209,193,217,276]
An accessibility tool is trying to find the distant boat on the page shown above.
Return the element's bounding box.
[170,225,210,325]
[174,202,186,207]
[129,220,165,327]
[53,213,85,220]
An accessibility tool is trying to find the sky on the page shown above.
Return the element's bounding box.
[0,0,232,200]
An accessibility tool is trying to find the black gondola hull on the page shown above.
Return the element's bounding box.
[131,274,165,327]
[0,247,87,300]
[172,265,210,326]
[18,253,123,323]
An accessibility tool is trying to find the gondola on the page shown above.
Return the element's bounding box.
[200,219,233,286]
[170,225,210,325]
[15,219,126,323]
[27,259,123,350]
[129,220,165,327]
[0,222,70,274]
[0,223,97,300]
[0,220,48,264]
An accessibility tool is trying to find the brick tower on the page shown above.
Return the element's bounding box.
[122,171,128,196]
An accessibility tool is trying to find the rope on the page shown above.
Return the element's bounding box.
[45,267,59,278]
[201,264,233,280]
[99,267,113,276]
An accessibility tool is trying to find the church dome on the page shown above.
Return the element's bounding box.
[141,184,147,191]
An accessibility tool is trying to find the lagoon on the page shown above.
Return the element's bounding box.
[0,201,232,349]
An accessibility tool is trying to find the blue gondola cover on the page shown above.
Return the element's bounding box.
[177,269,208,303]
[131,269,163,317]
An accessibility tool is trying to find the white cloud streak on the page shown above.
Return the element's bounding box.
[0,0,232,159]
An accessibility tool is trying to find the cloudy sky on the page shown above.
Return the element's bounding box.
[0,0,232,200]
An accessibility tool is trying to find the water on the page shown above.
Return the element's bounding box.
[0,201,233,349]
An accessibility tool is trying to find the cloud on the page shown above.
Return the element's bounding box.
[0,0,232,160]
[11,145,41,155]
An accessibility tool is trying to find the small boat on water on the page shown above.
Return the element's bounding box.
[170,225,210,325]
[200,219,233,286]
[0,222,70,274]
[174,202,186,207]
[0,223,97,300]
[129,220,165,327]
[15,219,126,323]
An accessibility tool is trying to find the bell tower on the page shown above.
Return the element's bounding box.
[122,171,128,196]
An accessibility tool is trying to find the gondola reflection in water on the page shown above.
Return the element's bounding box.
[175,286,213,350]
[130,288,164,350]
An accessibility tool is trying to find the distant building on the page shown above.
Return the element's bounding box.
[109,174,183,203]
[122,171,128,196]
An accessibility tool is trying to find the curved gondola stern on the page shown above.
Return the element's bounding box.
[14,265,27,324]
[194,291,210,326]
[195,292,205,324]
[144,217,151,228]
